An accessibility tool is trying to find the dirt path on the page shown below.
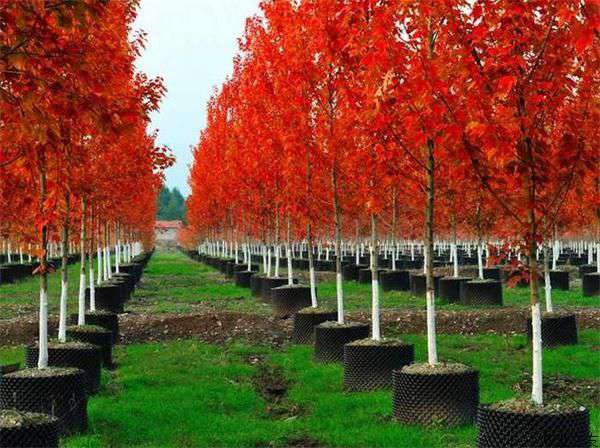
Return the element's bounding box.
[1,307,599,347]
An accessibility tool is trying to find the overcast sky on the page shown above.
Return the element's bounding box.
[134,0,261,196]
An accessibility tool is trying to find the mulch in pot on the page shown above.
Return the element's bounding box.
[476,399,590,448]
[392,362,479,426]
[292,307,337,344]
[25,341,102,395]
[0,409,59,448]
[0,367,87,436]
[343,338,414,391]
[314,321,370,363]
[66,325,114,369]
[525,311,578,347]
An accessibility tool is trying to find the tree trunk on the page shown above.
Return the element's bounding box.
[58,194,70,342]
[307,222,318,307]
[38,162,49,369]
[78,198,87,325]
[371,214,380,340]
[425,138,438,366]
[543,243,553,313]
[332,166,344,323]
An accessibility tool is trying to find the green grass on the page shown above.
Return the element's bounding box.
[1,250,596,319]
[133,251,599,315]
[1,332,597,447]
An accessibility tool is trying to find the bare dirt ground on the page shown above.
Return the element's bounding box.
[2,307,599,347]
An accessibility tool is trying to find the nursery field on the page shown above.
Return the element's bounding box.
[1,251,597,321]
[0,250,598,447]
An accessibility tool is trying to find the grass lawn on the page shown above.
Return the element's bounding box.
[1,250,596,319]
[1,331,598,447]
[132,251,599,315]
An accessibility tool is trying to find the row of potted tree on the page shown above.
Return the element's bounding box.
[0,1,171,446]
[183,1,598,446]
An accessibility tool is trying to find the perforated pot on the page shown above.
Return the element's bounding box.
[314,322,370,363]
[343,340,414,391]
[292,309,337,344]
[0,410,59,448]
[526,313,578,347]
[476,404,590,448]
[271,285,312,318]
[392,365,479,426]
[0,368,88,436]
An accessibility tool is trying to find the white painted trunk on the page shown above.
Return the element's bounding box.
[89,267,96,314]
[371,277,381,340]
[453,244,459,278]
[97,247,103,284]
[426,289,438,365]
[58,279,68,342]
[597,243,600,273]
[336,272,344,324]
[287,245,294,285]
[262,246,267,274]
[531,302,543,405]
[392,249,396,271]
[78,272,86,325]
[477,245,484,279]
[274,245,280,278]
[544,272,553,313]
[309,266,317,307]
[38,286,48,368]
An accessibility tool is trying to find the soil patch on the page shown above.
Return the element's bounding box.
[251,363,304,420]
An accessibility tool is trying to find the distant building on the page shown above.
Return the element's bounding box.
[155,220,183,248]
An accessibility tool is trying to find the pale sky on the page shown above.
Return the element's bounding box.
[135,0,262,195]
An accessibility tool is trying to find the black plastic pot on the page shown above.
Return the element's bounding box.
[342,264,367,281]
[380,270,411,291]
[582,273,599,297]
[579,265,596,279]
[548,271,569,291]
[250,274,266,298]
[483,267,503,282]
[0,410,59,448]
[314,322,370,363]
[0,368,88,435]
[0,266,14,284]
[70,311,119,344]
[476,404,590,447]
[261,277,292,302]
[409,274,442,297]
[25,343,102,395]
[343,340,414,391]
[392,365,479,426]
[292,308,337,344]
[66,326,114,368]
[525,313,578,347]
[460,280,503,306]
[94,284,124,314]
[358,269,387,284]
[234,270,255,288]
[439,277,472,303]
[111,272,135,294]
[271,285,312,318]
